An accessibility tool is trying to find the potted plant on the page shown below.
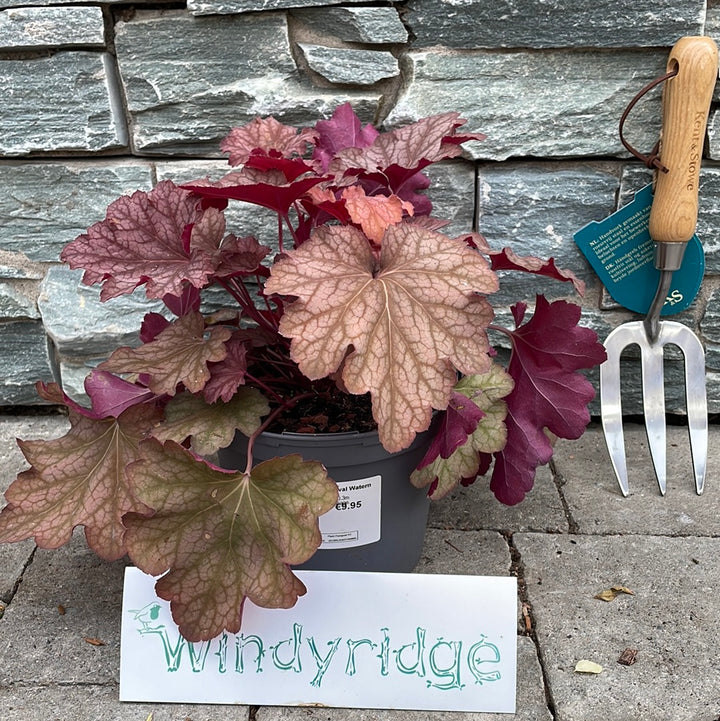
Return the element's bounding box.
[0,104,605,642]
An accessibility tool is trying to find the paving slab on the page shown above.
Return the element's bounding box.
[554,424,720,535]
[515,532,720,721]
[0,415,68,602]
[0,684,250,721]
[428,464,568,534]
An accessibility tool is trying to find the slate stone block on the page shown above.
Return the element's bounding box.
[0,320,54,404]
[0,52,127,156]
[0,281,39,319]
[0,6,105,49]
[386,50,667,161]
[475,161,619,306]
[37,266,163,358]
[423,160,476,238]
[298,44,399,85]
[115,11,381,154]
[0,162,154,265]
[290,7,408,44]
[406,0,705,49]
[188,0,364,15]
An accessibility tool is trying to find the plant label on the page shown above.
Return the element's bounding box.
[120,567,517,713]
[573,183,704,315]
[319,474,381,548]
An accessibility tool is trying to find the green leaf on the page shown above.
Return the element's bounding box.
[124,439,338,641]
[101,312,231,395]
[411,364,513,499]
[152,388,270,456]
[0,404,161,561]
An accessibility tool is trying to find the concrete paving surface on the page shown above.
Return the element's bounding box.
[1,414,719,721]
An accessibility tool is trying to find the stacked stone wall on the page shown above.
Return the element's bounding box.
[1,0,719,413]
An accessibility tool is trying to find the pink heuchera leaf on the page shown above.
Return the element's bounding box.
[101,311,231,396]
[0,399,161,560]
[124,440,337,641]
[61,181,222,301]
[489,296,607,505]
[83,370,155,418]
[204,336,249,403]
[214,235,271,279]
[265,222,499,452]
[313,102,379,172]
[220,117,317,166]
[341,186,413,244]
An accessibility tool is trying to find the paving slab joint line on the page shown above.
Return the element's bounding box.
[503,531,558,720]
[0,545,37,609]
[549,458,579,534]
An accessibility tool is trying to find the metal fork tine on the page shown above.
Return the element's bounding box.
[600,324,635,497]
[670,322,708,494]
[640,338,666,495]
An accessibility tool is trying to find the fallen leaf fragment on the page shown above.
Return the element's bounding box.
[574,660,603,674]
[84,637,106,646]
[617,648,638,666]
[594,585,635,602]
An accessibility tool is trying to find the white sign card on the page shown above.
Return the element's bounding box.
[120,567,517,713]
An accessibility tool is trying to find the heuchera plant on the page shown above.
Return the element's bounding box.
[0,105,606,641]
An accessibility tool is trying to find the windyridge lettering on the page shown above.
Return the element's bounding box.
[128,605,503,692]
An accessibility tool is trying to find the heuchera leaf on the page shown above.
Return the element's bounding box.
[152,388,270,456]
[489,296,607,505]
[101,311,231,396]
[331,113,485,212]
[488,246,586,295]
[183,172,329,217]
[203,336,250,403]
[61,181,221,301]
[213,235,271,279]
[411,364,513,500]
[313,102,379,172]
[124,440,338,641]
[83,370,155,418]
[265,222,498,452]
[0,399,161,560]
[418,391,486,465]
[220,117,317,166]
[341,185,413,244]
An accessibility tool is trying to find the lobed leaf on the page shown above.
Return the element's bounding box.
[265,222,498,452]
[61,181,221,301]
[221,117,317,166]
[124,440,338,641]
[313,102,379,171]
[101,312,231,396]
[341,186,413,244]
[411,364,513,499]
[489,297,607,505]
[0,403,161,560]
[152,388,270,456]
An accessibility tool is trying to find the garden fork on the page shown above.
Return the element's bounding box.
[600,36,718,497]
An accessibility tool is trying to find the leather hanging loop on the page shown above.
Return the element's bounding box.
[618,67,679,173]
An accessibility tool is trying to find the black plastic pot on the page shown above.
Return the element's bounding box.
[217,429,431,572]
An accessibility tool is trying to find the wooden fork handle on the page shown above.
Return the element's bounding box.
[649,36,718,244]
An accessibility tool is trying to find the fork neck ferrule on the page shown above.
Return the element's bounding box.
[653,240,687,271]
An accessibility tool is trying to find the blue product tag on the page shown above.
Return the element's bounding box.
[573,183,704,315]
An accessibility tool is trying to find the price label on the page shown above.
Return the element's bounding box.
[318,475,381,549]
